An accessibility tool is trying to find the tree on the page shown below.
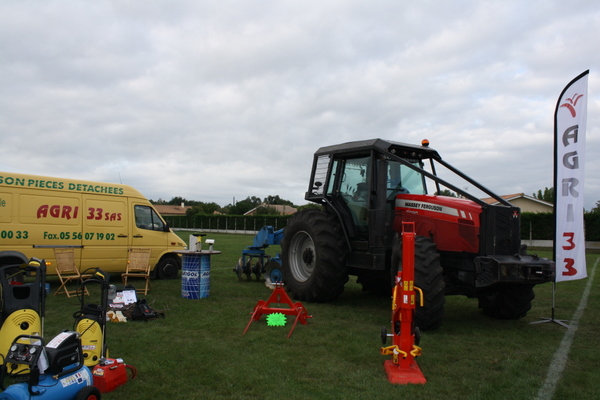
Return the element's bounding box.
[434,189,457,197]
[533,187,554,203]
[185,202,222,216]
[254,205,280,215]
[168,196,188,205]
[224,195,297,215]
[151,197,203,206]
[296,203,322,212]
[264,195,294,206]
[591,200,600,214]
[227,196,262,215]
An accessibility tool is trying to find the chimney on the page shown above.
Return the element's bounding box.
[181,202,184,208]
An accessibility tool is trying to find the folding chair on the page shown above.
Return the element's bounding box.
[121,248,152,295]
[53,248,90,297]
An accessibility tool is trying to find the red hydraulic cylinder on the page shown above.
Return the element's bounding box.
[380,222,426,384]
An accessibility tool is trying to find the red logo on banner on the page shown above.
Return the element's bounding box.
[555,70,588,282]
[560,93,584,117]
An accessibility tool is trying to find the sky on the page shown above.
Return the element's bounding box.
[1,0,599,210]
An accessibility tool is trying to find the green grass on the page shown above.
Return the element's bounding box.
[29,234,600,399]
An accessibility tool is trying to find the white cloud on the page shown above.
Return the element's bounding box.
[1,0,599,210]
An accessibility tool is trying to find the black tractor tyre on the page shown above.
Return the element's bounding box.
[356,270,392,297]
[281,209,349,302]
[156,255,181,280]
[392,235,446,331]
[478,284,535,319]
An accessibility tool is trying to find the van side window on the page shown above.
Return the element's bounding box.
[135,205,165,231]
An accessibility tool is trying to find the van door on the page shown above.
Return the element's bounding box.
[16,192,83,274]
[81,196,129,273]
[130,202,170,271]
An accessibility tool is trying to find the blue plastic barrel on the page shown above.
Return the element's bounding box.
[181,254,201,299]
[181,253,211,299]
[199,254,211,298]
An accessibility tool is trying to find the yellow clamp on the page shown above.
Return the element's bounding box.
[411,345,422,357]
[380,345,407,358]
[414,286,424,307]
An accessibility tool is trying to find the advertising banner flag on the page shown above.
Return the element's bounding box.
[554,70,589,282]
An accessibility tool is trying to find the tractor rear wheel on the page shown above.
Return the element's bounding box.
[356,269,392,297]
[478,284,535,319]
[281,210,348,302]
[392,235,446,330]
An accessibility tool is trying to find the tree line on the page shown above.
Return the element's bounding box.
[533,187,600,213]
[152,187,600,217]
[151,195,317,216]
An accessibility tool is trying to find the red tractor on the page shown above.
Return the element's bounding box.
[280,139,555,330]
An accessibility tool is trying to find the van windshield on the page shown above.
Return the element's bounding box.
[135,205,165,231]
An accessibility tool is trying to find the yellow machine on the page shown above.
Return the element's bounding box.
[0,259,46,374]
[73,268,113,367]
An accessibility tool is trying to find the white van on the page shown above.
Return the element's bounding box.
[0,172,186,278]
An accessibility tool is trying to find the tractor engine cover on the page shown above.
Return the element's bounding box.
[395,194,482,254]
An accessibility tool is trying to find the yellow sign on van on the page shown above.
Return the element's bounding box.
[0,172,186,279]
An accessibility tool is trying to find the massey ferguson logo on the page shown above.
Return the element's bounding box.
[560,93,584,117]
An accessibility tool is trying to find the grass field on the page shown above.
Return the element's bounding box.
[30,233,600,399]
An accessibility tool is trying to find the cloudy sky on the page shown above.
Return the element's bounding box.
[1,0,599,210]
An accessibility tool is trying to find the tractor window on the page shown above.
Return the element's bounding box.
[337,156,370,228]
[311,155,331,196]
[387,159,426,198]
[326,159,339,196]
[339,156,370,199]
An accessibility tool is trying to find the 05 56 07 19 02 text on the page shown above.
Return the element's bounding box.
[41,232,116,240]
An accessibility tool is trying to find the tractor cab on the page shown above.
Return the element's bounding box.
[305,139,438,267]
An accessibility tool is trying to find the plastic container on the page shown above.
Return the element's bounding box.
[181,254,201,300]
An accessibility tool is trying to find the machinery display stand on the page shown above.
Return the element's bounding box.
[380,222,427,384]
[243,284,311,338]
[234,226,284,282]
[177,235,221,299]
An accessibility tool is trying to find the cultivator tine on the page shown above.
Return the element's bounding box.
[234,258,245,281]
[253,260,263,281]
[245,259,253,281]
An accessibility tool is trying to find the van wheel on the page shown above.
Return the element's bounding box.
[156,256,180,279]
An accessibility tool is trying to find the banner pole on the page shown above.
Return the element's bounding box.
[531,282,570,328]
[531,70,588,329]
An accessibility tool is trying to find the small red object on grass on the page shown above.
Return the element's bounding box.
[243,284,311,338]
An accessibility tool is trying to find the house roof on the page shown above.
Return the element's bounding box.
[480,193,553,207]
[244,204,298,215]
[154,204,193,216]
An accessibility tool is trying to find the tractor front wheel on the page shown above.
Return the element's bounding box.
[478,284,535,319]
[281,210,348,302]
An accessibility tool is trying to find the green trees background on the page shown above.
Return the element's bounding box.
[153,190,600,241]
